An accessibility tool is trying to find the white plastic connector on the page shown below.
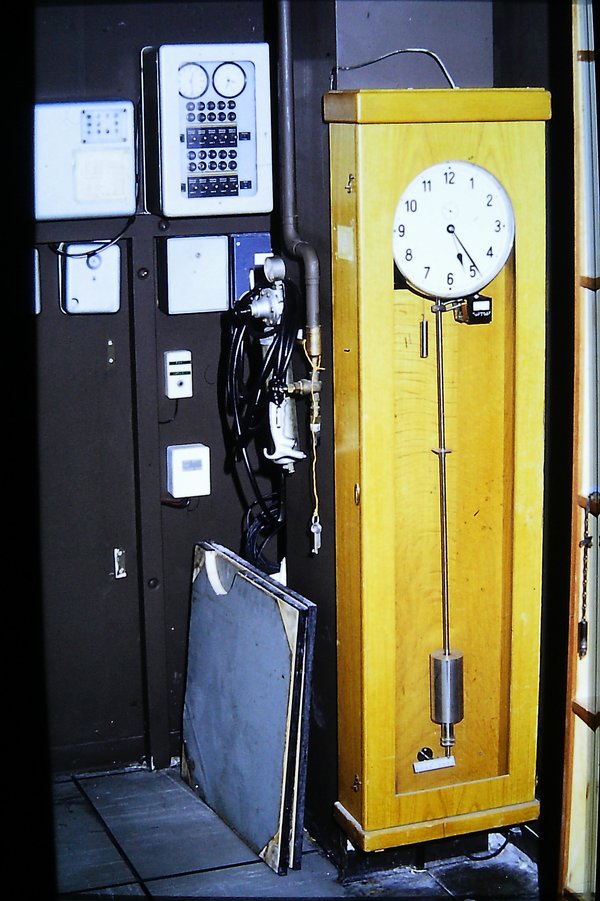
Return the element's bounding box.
[264,398,306,472]
[164,350,193,398]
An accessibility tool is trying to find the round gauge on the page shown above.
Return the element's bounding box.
[178,62,209,99]
[212,62,247,98]
[392,160,515,300]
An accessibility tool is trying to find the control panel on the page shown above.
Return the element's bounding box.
[143,43,273,217]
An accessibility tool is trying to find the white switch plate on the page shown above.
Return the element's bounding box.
[61,243,121,314]
[164,350,193,398]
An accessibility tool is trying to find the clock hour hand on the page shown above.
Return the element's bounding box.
[447,225,480,273]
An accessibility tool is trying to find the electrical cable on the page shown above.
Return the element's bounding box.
[48,100,141,262]
[225,278,301,573]
[303,338,324,542]
[330,47,458,90]
[465,832,510,861]
[159,398,179,424]
[49,216,137,260]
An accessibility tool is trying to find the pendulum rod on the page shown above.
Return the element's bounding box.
[429,300,464,756]
[434,303,451,656]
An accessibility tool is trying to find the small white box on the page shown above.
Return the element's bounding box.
[167,443,210,498]
[61,243,121,313]
[165,235,229,313]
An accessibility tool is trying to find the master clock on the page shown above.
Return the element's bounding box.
[324,87,551,853]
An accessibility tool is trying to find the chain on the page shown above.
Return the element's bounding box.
[577,497,593,658]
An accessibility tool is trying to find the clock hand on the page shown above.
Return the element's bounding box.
[447,225,480,272]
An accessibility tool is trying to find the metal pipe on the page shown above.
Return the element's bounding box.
[277,0,322,361]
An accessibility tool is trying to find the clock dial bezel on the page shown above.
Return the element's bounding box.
[212,61,247,98]
[392,160,515,300]
[177,62,209,99]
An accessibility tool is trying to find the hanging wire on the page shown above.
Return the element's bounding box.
[330,48,458,90]
[303,338,324,532]
[49,215,137,260]
[48,101,141,261]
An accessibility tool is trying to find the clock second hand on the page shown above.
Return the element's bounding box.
[447,225,480,273]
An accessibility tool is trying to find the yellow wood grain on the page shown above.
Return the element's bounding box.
[334,798,540,852]
[324,87,551,125]
[329,125,367,826]
[329,90,549,845]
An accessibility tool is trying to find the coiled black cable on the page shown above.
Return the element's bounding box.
[225,278,301,573]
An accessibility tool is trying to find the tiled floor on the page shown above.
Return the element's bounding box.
[49,765,540,899]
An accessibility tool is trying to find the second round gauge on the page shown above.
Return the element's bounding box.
[212,62,247,98]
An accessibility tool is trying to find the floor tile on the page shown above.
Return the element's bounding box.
[343,865,452,898]
[78,768,258,881]
[426,835,539,899]
[53,780,140,895]
[58,883,146,897]
[146,846,348,898]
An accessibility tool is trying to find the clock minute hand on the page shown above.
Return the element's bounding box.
[447,225,480,272]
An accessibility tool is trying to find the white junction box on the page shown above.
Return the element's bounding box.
[164,349,193,398]
[165,235,229,313]
[167,443,210,497]
[61,243,121,314]
[34,101,136,220]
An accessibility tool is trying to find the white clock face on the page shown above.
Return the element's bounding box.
[392,160,515,300]
[212,62,247,98]
[178,62,209,99]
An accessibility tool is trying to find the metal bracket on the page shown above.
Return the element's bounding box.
[113,547,127,579]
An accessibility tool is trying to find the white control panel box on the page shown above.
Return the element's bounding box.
[164,350,193,398]
[34,101,137,220]
[145,43,272,217]
[60,243,121,314]
[167,443,210,498]
[165,235,229,313]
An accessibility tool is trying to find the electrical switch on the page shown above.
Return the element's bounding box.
[164,350,193,398]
